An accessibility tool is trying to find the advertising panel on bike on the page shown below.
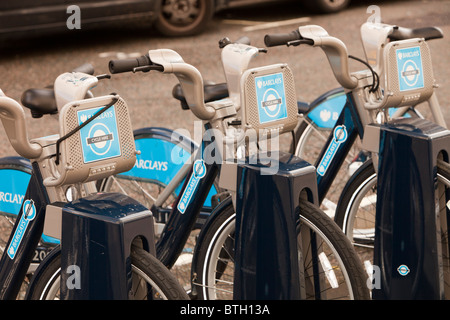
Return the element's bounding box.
[77,105,121,164]
[396,46,424,92]
[255,72,288,124]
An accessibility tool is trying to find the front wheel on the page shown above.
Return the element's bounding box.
[334,158,450,297]
[155,0,214,36]
[192,198,370,300]
[26,245,189,300]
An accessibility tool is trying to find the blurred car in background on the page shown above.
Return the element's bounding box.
[0,0,350,38]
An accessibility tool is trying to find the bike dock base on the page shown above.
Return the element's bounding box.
[230,151,318,300]
[59,192,155,300]
[369,118,450,299]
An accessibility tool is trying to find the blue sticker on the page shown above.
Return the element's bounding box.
[396,46,424,92]
[255,72,288,124]
[0,169,30,216]
[118,138,217,207]
[177,159,206,214]
[77,106,121,163]
[307,94,347,130]
[7,199,36,259]
[317,125,348,176]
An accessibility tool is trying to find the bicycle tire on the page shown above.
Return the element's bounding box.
[334,158,450,296]
[191,197,370,300]
[26,245,189,300]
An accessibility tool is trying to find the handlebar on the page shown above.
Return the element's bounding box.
[264,30,302,47]
[109,54,161,74]
[0,95,42,159]
[109,49,215,120]
[264,25,358,89]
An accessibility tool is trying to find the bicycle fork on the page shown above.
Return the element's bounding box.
[0,162,49,300]
[366,117,450,299]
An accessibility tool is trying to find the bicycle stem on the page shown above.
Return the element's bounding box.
[148,49,216,121]
[298,25,358,90]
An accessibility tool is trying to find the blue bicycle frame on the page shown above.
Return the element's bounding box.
[155,123,220,268]
[0,162,49,299]
[314,92,363,203]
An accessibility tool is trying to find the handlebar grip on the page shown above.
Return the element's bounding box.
[72,63,95,75]
[109,55,151,74]
[264,30,301,47]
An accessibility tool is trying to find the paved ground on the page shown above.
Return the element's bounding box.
[0,0,448,157]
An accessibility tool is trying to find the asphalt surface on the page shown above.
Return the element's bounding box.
[0,0,449,157]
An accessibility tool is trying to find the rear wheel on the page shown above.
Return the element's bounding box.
[192,198,370,300]
[335,158,450,297]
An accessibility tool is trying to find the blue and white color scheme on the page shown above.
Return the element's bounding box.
[307,94,347,130]
[77,106,121,163]
[396,46,424,92]
[177,159,206,214]
[0,169,30,215]
[397,264,410,276]
[317,125,348,176]
[255,72,288,124]
[7,199,36,259]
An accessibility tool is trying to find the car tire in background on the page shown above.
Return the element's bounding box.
[155,0,214,36]
[300,0,351,13]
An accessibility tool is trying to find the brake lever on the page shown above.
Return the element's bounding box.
[133,65,164,73]
[96,74,111,80]
[287,39,315,47]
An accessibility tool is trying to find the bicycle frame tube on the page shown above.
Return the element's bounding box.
[0,162,49,300]
[314,92,363,203]
[155,132,219,269]
[154,150,197,208]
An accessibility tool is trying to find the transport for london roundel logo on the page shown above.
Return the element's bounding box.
[255,72,288,124]
[396,46,424,92]
[77,105,121,163]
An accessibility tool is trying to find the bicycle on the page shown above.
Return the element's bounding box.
[0,65,221,296]
[176,22,450,300]
[209,22,450,298]
[170,23,448,279]
[323,22,449,276]
[94,42,370,299]
[0,78,188,299]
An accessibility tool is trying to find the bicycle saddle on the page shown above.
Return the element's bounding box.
[21,88,58,118]
[172,82,229,110]
[388,26,444,41]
